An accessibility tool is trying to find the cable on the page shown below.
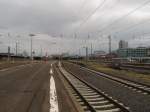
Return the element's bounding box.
[99,0,150,33]
[76,0,121,36]
[78,0,88,13]
[75,0,107,33]
[97,0,121,19]
[113,18,150,34]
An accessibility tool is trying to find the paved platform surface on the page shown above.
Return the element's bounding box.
[0,61,77,112]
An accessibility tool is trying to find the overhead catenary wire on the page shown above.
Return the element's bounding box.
[77,0,89,14]
[73,0,121,37]
[98,0,150,33]
[113,18,150,34]
[132,32,150,40]
[75,0,107,33]
[95,0,121,21]
[111,17,150,41]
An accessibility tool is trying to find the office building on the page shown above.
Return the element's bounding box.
[119,40,128,49]
[117,47,150,58]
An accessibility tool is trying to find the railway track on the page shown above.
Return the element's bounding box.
[58,62,130,112]
[79,66,150,95]
[120,67,150,74]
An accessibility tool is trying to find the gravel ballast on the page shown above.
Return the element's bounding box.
[63,62,150,112]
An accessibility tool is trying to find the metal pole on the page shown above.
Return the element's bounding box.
[91,43,92,59]
[8,46,10,61]
[31,37,33,61]
[86,47,88,63]
[40,46,42,57]
[79,49,81,57]
[16,42,18,56]
[74,33,77,61]
[108,35,111,54]
[40,45,43,61]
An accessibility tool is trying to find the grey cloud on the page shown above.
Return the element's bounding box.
[0,0,150,55]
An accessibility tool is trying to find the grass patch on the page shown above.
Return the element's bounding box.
[0,61,31,70]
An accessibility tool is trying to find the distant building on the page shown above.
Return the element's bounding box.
[61,52,69,58]
[117,47,150,58]
[105,53,118,58]
[119,40,128,49]
[0,53,14,57]
[93,50,106,58]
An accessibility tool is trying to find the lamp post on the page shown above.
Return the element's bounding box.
[83,46,88,64]
[108,35,111,54]
[29,34,36,62]
[8,46,10,62]
[15,35,21,57]
[7,33,11,62]
[15,42,18,56]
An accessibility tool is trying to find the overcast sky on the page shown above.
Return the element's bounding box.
[0,0,150,56]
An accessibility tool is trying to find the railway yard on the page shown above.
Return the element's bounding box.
[57,63,150,112]
[0,60,150,112]
[2,0,150,111]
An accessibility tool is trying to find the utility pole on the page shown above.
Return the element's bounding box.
[108,35,111,54]
[91,43,93,59]
[40,45,43,61]
[40,46,43,57]
[86,47,88,63]
[74,33,77,62]
[74,33,77,58]
[86,34,90,61]
[16,42,18,56]
[79,49,81,57]
[83,46,88,64]
[7,33,11,62]
[8,46,10,61]
[31,37,33,60]
[29,34,36,62]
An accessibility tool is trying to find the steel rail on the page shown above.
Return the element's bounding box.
[79,65,150,95]
[59,62,130,112]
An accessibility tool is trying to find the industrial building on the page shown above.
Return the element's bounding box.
[117,47,150,58]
